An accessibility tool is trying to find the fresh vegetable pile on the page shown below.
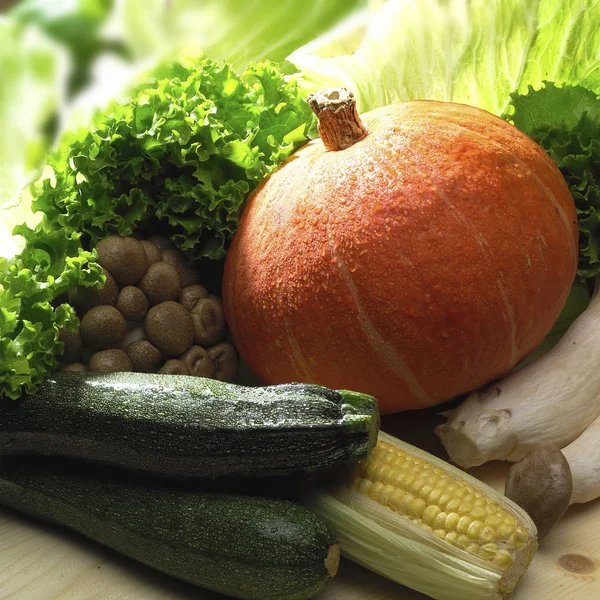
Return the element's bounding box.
[0,55,315,400]
[3,1,600,600]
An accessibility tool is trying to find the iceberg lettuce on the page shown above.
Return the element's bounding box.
[288,0,600,116]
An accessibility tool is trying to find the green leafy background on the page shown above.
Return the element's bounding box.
[3,0,600,400]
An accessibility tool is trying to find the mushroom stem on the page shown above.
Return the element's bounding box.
[307,88,368,151]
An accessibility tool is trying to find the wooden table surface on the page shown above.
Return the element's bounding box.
[1,411,599,600]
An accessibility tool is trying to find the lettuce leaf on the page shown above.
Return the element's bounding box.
[506,82,600,280]
[0,226,103,400]
[287,0,600,116]
[31,57,316,261]
[0,17,69,261]
[104,0,366,72]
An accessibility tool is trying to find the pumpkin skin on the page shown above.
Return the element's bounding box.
[222,100,578,413]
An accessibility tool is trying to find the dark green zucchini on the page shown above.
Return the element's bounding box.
[0,456,338,600]
[0,372,379,479]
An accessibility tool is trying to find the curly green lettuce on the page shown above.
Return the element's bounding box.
[32,57,316,261]
[505,82,600,280]
[0,226,103,400]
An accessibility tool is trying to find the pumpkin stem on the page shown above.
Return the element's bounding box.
[307,88,368,151]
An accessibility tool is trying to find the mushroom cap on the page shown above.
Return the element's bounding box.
[159,359,191,375]
[206,342,239,382]
[140,240,163,266]
[117,286,149,321]
[191,297,227,346]
[126,340,162,373]
[80,305,127,351]
[145,300,195,357]
[161,248,201,288]
[505,444,573,540]
[179,284,209,312]
[97,235,149,286]
[180,345,215,378]
[89,349,133,372]
[138,261,181,306]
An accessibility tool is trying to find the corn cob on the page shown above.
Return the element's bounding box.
[308,431,537,600]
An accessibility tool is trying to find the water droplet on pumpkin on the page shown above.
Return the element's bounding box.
[297,204,306,215]
[313,205,323,215]
[321,211,329,224]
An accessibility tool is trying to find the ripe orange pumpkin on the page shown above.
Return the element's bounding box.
[222,90,578,414]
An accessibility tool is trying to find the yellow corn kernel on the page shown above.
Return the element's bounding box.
[494,550,514,569]
[456,515,472,534]
[479,543,499,561]
[445,497,462,513]
[408,478,427,496]
[353,439,533,574]
[496,522,515,540]
[466,542,481,555]
[471,506,488,520]
[427,487,444,505]
[479,526,496,543]
[422,504,442,527]
[445,531,459,546]
[467,520,484,540]
[399,494,427,519]
[418,484,434,501]
[509,526,531,546]
[433,511,449,530]
[445,512,461,531]
[484,514,504,529]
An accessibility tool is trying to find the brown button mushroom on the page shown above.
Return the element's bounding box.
[96,235,149,286]
[116,286,149,321]
[148,234,173,250]
[161,248,201,288]
[140,240,162,266]
[505,444,573,540]
[145,301,194,357]
[191,297,227,346]
[206,342,239,382]
[138,262,181,306]
[126,340,162,373]
[159,359,191,375]
[76,267,119,313]
[61,362,87,372]
[180,345,215,378]
[179,284,209,312]
[80,305,127,351]
[58,326,84,364]
[89,349,133,372]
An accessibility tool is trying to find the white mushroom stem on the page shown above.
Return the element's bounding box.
[435,279,600,469]
[563,414,600,505]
